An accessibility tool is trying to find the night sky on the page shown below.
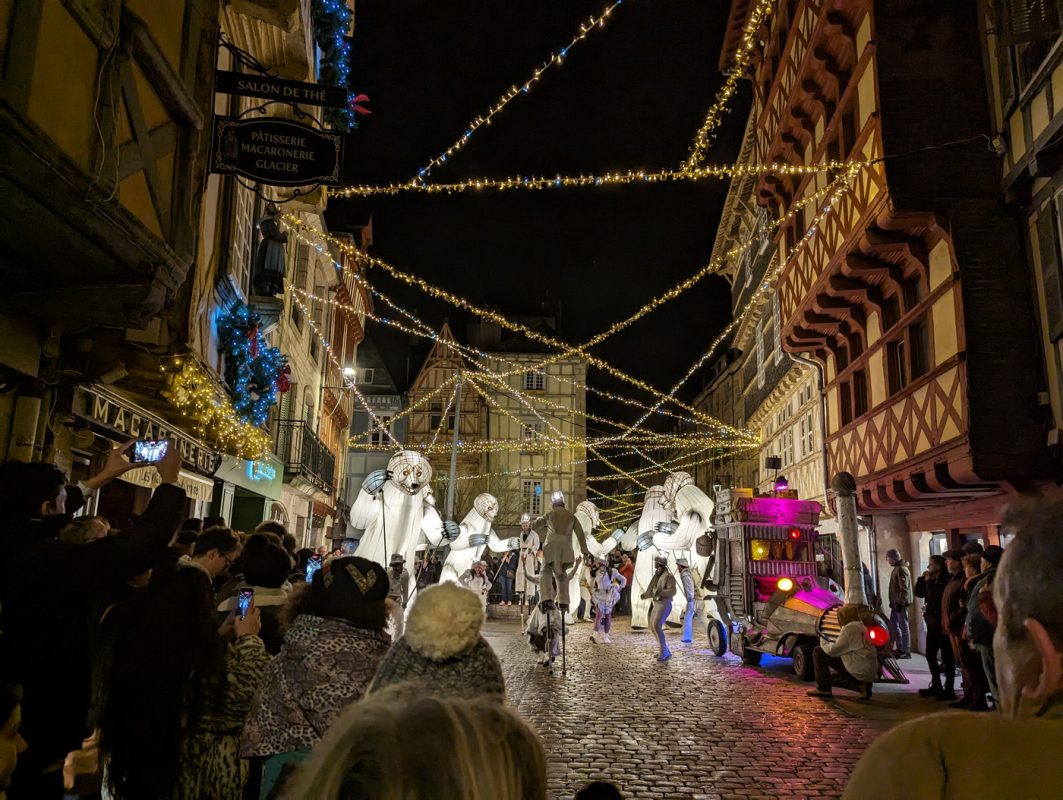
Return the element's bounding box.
[328,1,750,446]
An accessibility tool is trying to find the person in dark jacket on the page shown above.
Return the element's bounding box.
[951,554,991,711]
[0,442,186,799]
[914,554,955,699]
[885,549,914,658]
[966,544,1004,702]
[216,542,292,655]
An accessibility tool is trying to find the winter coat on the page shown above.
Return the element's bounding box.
[844,697,1063,799]
[591,567,627,613]
[914,572,948,625]
[175,634,271,800]
[964,567,996,646]
[821,621,879,683]
[533,507,590,571]
[0,484,185,782]
[888,559,913,608]
[941,570,966,635]
[216,584,291,655]
[241,614,391,758]
[643,570,677,602]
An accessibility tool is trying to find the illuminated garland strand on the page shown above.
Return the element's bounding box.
[286,285,404,450]
[413,0,625,181]
[333,160,857,198]
[427,383,459,448]
[282,216,756,439]
[681,0,775,171]
[616,164,863,439]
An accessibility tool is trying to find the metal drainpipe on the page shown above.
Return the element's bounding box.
[788,352,831,514]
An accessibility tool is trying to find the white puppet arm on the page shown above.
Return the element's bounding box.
[349,488,380,531]
[652,510,702,551]
[486,529,519,554]
[420,501,446,547]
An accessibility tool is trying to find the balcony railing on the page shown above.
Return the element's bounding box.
[276,419,335,495]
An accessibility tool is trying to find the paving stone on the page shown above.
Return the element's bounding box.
[485,619,907,799]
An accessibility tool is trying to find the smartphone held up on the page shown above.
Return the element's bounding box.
[305,556,323,582]
[237,588,254,620]
[130,439,170,464]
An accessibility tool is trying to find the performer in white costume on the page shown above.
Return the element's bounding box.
[349,451,445,580]
[515,513,541,602]
[566,500,604,625]
[645,471,715,627]
[631,486,670,629]
[439,493,518,585]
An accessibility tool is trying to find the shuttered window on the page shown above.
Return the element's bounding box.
[997,0,1062,45]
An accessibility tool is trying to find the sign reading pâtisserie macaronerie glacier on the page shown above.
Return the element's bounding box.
[209,116,344,186]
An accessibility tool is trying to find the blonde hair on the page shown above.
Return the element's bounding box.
[283,685,546,800]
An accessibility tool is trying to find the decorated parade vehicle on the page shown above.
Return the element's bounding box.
[705,489,906,684]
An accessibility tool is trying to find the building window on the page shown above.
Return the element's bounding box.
[853,370,868,417]
[369,415,392,446]
[840,382,853,427]
[996,1,1062,101]
[887,318,932,396]
[290,243,310,331]
[756,325,765,388]
[801,410,815,457]
[522,480,543,515]
[886,338,906,396]
[229,181,256,296]
[772,290,783,364]
[523,370,545,391]
[781,427,794,467]
[522,420,544,441]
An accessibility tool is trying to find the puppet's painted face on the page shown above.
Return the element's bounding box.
[473,493,499,522]
[387,451,433,496]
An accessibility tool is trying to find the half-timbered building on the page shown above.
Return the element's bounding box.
[723,0,1052,607]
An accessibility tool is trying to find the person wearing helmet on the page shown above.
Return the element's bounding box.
[516,513,541,606]
[530,491,592,613]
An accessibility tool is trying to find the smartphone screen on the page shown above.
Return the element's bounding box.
[131,439,169,463]
[305,556,322,582]
[237,588,254,620]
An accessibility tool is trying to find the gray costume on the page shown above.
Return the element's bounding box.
[532,506,591,609]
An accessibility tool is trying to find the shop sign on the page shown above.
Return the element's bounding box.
[214,71,349,109]
[73,386,219,475]
[119,467,215,502]
[209,116,344,187]
[214,454,283,501]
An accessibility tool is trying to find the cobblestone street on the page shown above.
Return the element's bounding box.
[486,618,934,800]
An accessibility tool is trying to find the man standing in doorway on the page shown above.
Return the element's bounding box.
[886,548,913,659]
[642,555,676,661]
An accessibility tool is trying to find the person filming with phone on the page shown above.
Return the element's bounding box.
[0,439,186,798]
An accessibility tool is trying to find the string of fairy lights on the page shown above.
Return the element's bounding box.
[413,0,626,181]
[332,160,859,198]
[681,0,775,171]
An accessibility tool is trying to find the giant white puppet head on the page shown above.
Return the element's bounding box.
[661,471,694,510]
[387,450,434,496]
[576,500,601,529]
[472,492,499,523]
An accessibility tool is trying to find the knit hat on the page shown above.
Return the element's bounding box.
[982,544,1005,566]
[369,582,505,698]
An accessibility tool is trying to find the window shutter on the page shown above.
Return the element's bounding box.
[312,284,325,328]
[997,0,1063,45]
[1038,201,1063,341]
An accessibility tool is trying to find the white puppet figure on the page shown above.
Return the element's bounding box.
[350,451,443,580]
[631,485,670,628]
[439,493,507,585]
[645,471,715,626]
[560,500,603,625]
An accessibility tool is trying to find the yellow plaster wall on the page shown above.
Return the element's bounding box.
[858,61,876,127]
[928,240,952,291]
[1031,89,1051,141]
[931,289,959,367]
[1009,111,1027,162]
[26,1,98,171]
[826,386,838,435]
[126,0,186,68]
[866,311,881,348]
[1027,213,1063,426]
[869,348,886,409]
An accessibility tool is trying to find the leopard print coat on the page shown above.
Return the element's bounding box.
[241,614,391,758]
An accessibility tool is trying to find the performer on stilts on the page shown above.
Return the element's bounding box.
[523,557,583,670]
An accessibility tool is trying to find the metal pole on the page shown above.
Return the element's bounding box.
[445,370,464,519]
[831,471,867,606]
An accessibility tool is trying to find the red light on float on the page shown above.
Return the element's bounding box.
[776,577,794,592]
[867,624,890,648]
[788,527,802,541]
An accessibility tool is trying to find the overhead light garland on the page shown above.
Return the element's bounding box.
[332,160,856,198]
[282,215,757,438]
[680,0,775,172]
[412,0,626,181]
